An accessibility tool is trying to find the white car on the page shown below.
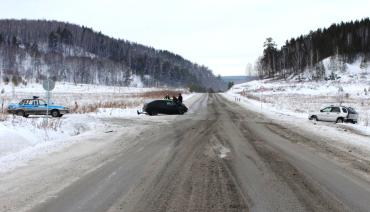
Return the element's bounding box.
[309,106,358,124]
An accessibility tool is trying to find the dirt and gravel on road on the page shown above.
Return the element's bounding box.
[2,94,370,212]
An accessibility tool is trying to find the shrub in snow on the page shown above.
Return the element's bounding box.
[2,76,9,85]
[0,88,5,115]
[35,119,62,131]
[336,86,345,106]
[360,58,368,69]
[364,111,369,127]
[11,75,21,87]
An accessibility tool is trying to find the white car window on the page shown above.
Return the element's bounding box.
[331,107,340,113]
[322,107,331,112]
[39,100,46,105]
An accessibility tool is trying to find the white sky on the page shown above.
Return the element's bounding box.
[0,0,369,76]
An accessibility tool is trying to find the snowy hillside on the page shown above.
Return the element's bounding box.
[0,19,226,91]
[227,56,370,130]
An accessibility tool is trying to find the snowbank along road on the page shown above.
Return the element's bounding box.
[2,94,370,212]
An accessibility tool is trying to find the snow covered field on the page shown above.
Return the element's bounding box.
[0,82,184,113]
[0,82,191,172]
[229,57,370,125]
[225,56,370,151]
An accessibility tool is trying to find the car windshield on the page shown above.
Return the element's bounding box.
[321,107,331,112]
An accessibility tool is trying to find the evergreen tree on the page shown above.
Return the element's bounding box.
[257,18,370,78]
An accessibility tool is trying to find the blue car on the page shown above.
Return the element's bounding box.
[7,97,69,118]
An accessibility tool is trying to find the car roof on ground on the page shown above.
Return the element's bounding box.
[151,99,173,102]
[149,99,176,104]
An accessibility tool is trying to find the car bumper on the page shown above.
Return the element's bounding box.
[308,114,315,120]
[59,109,70,115]
[7,109,16,114]
[346,114,358,121]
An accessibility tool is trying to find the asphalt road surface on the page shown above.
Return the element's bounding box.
[11,94,370,211]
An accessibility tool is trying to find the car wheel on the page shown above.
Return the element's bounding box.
[352,120,357,124]
[336,118,344,124]
[312,116,318,121]
[16,110,25,117]
[147,110,157,116]
[51,110,60,118]
[178,109,184,115]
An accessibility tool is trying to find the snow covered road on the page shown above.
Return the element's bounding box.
[0,94,370,212]
[2,94,370,211]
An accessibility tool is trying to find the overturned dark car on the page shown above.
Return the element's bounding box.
[138,100,188,115]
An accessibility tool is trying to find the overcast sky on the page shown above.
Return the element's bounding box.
[0,0,369,76]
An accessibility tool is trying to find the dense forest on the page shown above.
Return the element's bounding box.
[0,19,226,91]
[258,18,370,79]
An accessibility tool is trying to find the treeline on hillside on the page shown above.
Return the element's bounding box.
[0,19,225,91]
[257,18,370,79]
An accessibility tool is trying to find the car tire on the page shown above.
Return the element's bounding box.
[178,109,184,115]
[352,120,357,124]
[336,118,344,124]
[312,116,318,121]
[51,110,60,118]
[147,110,157,116]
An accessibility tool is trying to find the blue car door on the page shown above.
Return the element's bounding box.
[37,99,48,115]
[31,100,41,114]
[22,100,33,113]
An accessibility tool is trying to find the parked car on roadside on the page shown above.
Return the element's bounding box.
[7,97,69,118]
[308,105,358,124]
[138,99,188,115]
